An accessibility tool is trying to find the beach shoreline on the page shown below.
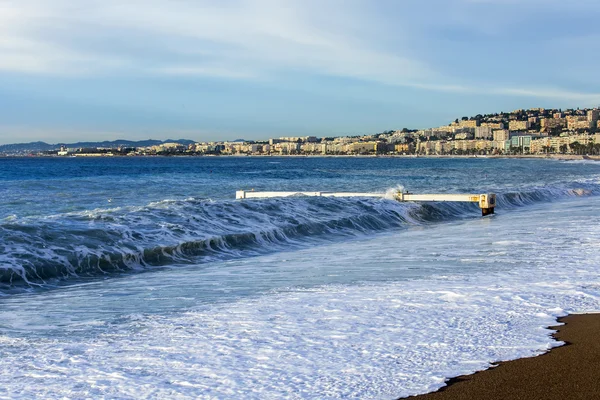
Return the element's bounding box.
[405,313,600,400]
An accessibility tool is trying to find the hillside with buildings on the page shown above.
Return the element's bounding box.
[4,107,600,157]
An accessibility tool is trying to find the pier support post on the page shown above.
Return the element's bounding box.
[479,194,496,216]
[481,207,494,216]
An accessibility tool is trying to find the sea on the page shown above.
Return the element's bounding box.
[1,156,600,399]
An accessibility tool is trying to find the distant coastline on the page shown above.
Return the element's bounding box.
[2,106,600,158]
[1,153,598,161]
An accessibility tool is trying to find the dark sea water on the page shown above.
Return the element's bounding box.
[1,156,600,398]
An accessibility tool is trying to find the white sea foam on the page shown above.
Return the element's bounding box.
[1,266,599,399]
[384,185,405,200]
[561,159,600,165]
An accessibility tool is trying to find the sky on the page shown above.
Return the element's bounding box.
[1,0,599,144]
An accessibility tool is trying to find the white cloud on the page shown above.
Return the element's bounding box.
[0,0,429,82]
[0,1,128,74]
[155,66,258,80]
[0,0,599,102]
[492,87,600,105]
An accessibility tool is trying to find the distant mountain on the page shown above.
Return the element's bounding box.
[0,141,56,153]
[162,139,197,145]
[0,139,197,153]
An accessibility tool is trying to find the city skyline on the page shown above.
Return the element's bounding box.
[4,106,599,158]
[1,0,600,144]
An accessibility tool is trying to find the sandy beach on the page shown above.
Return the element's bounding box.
[406,313,600,400]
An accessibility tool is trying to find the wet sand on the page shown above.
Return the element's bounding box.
[405,313,600,400]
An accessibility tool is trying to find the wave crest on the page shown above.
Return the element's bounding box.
[0,183,597,290]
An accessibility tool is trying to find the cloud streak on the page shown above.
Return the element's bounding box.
[0,0,429,82]
[1,0,599,103]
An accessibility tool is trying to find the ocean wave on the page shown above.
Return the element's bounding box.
[0,182,598,290]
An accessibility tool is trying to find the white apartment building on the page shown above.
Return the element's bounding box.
[475,126,494,140]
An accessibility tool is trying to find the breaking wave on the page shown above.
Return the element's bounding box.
[0,182,598,291]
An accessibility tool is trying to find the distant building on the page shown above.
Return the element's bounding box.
[508,120,531,131]
[350,141,385,154]
[566,116,591,130]
[278,136,318,143]
[480,122,504,130]
[493,129,510,142]
[540,117,566,132]
[434,141,453,154]
[474,126,494,140]
[417,129,435,138]
[417,140,436,154]
[504,136,532,152]
[273,142,301,155]
[394,143,412,154]
[458,120,480,128]
[453,139,477,152]
[531,134,595,154]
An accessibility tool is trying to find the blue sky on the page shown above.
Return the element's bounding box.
[1,0,599,144]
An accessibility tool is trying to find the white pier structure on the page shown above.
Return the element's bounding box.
[236,190,496,216]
